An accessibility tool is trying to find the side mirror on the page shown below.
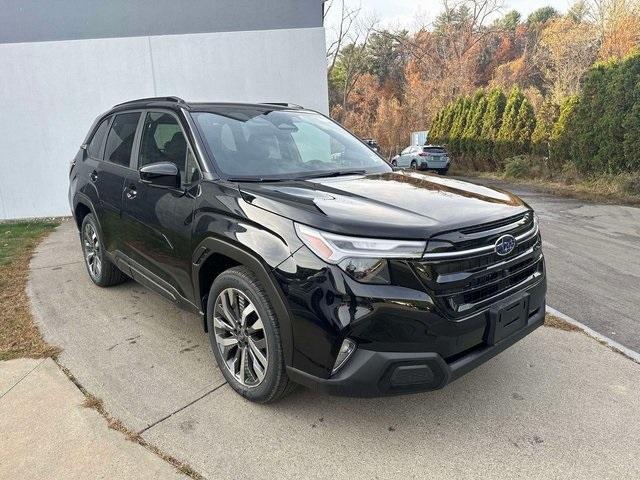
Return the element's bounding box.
[139,162,180,188]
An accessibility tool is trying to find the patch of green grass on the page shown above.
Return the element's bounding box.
[0,220,59,267]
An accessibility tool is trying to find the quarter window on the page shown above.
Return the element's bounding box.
[185,148,201,184]
[104,113,141,167]
[87,117,111,159]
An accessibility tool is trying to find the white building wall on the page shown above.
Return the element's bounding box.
[0,27,328,220]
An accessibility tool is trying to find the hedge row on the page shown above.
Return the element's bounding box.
[429,49,640,175]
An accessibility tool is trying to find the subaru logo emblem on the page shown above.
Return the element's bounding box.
[495,234,517,256]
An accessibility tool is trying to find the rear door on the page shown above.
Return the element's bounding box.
[94,111,142,253]
[399,147,412,167]
[408,146,421,167]
[77,115,112,211]
[120,110,202,303]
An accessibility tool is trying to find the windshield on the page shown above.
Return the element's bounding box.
[192,108,391,180]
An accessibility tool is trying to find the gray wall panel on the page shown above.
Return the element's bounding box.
[0,0,325,44]
[0,27,329,220]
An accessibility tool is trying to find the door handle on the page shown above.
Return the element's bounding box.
[90,171,98,182]
[126,185,137,200]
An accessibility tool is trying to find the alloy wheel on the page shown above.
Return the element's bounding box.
[213,288,268,387]
[83,223,102,279]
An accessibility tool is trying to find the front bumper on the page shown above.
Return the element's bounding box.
[286,299,545,397]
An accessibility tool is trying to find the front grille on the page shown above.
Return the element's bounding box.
[413,213,544,317]
[424,212,534,255]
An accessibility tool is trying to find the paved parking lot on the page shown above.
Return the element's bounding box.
[28,221,640,479]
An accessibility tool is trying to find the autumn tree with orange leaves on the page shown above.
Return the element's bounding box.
[327,0,640,178]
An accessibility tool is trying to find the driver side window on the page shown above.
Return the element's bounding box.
[139,112,200,185]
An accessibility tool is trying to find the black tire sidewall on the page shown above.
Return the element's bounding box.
[206,267,286,403]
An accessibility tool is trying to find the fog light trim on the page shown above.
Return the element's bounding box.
[332,338,357,375]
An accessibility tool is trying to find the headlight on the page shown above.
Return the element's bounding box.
[294,223,426,284]
[294,224,426,263]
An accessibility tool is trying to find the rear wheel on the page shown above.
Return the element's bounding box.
[410,160,417,170]
[80,214,127,287]
[438,168,449,175]
[207,266,293,403]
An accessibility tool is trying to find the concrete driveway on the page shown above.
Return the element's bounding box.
[456,176,640,353]
[29,221,640,479]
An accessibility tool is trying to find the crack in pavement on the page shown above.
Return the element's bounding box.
[0,359,46,401]
[138,382,228,435]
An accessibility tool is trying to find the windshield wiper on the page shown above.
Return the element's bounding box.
[299,169,367,180]
[227,170,368,183]
[226,176,292,183]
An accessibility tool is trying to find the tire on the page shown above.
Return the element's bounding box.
[206,266,293,403]
[438,168,449,175]
[391,160,397,167]
[80,213,128,287]
[410,160,417,170]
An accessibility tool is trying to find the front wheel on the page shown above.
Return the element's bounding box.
[438,168,449,175]
[207,266,293,403]
[80,214,128,287]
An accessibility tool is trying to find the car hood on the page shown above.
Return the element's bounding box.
[239,171,530,239]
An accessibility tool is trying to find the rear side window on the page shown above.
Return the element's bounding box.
[104,112,141,167]
[87,117,111,159]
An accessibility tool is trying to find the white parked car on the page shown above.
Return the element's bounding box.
[391,145,450,175]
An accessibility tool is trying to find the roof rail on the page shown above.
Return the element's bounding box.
[113,96,185,108]
[261,102,304,109]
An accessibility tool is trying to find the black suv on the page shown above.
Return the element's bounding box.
[69,97,546,403]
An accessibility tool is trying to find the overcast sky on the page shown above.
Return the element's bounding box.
[327,0,570,33]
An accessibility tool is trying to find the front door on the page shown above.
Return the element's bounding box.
[120,111,202,304]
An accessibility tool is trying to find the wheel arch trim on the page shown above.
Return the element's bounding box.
[72,193,98,230]
[192,237,294,366]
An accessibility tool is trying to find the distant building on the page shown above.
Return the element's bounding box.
[411,131,429,146]
[0,0,329,220]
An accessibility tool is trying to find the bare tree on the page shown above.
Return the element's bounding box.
[337,14,379,110]
[587,0,640,58]
[325,0,362,76]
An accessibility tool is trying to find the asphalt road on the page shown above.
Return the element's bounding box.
[27,221,640,480]
[454,176,640,354]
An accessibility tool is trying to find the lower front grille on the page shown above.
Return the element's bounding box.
[449,253,543,312]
